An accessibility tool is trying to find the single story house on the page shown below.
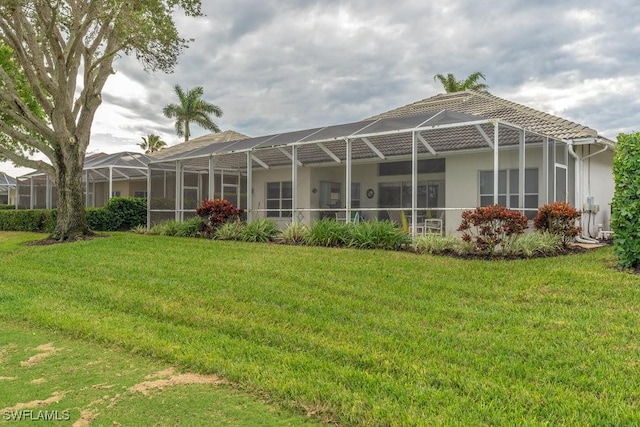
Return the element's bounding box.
[0,172,16,205]
[147,90,614,238]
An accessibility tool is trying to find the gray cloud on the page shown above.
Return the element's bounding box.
[105,0,640,144]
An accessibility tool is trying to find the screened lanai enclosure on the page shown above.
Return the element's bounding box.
[0,172,16,205]
[17,152,150,209]
[149,109,579,235]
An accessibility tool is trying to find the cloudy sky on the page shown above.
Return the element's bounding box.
[3,0,639,176]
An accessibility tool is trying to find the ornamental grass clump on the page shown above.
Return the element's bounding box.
[458,205,528,255]
[277,221,310,245]
[501,232,564,257]
[533,202,581,244]
[346,219,410,250]
[413,233,459,254]
[241,218,279,242]
[306,218,351,247]
[214,220,246,241]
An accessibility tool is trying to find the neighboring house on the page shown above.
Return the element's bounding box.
[149,91,614,237]
[16,152,151,209]
[0,172,16,205]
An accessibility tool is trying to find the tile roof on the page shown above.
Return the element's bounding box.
[369,90,613,144]
[150,130,249,160]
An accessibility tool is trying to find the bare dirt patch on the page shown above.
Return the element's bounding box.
[20,343,58,367]
[0,376,17,381]
[129,369,228,396]
[72,409,96,427]
[30,377,47,384]
[1,391,65,412]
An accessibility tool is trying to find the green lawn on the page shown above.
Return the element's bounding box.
[0,323,316,426]
[0,231,638,425]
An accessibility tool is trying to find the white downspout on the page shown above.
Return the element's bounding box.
[568,142,599,243]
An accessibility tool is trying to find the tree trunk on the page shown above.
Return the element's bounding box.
[51,147,90,241]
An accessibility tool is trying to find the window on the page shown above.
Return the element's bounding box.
[266,181,292,218]
[111,191,121,197]
[378,158,445,176]
[479,168,538,218]
[134,191,148,198]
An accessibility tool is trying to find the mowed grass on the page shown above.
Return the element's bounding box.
[0,323,316,426]
[0,231,639,425]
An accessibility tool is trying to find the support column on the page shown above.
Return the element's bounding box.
[518,130,526,211]
[108,166,113,203]
[292,145,298,221]
[345,138,352,223]
[411,131,418,237]
[542,137,549,204]
[208,156,215,200]
[175,161,182,221]
[246,152,253,222]
[85,170,89,207]
[30,177,34,209]
[493,121,499,205]
[146,165,151,229]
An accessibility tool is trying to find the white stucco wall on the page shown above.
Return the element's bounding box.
[576,145,614,234]
[444,147,545,233]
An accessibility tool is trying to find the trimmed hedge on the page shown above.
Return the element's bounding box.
[0,197,147,233]
[612,132,640,269]
[0,209,56,232]
[0,205,16,210]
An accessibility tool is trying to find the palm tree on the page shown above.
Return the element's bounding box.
[433,71,489,93]
[163,85,223,141]
[138,134,167,154]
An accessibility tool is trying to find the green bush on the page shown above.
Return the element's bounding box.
[0,205,16,210]
[277,222,310,244]
[306,218,351,247]
[0,209,56,232]
[105,197,147,230]
[612,132,640,269]
[413,233,459,254]
[214,221,246,241]
[86,208,119,231]
[242,218,279,242]
[345,219,410,250]
[0,197,147,233]
[501,232,563,257]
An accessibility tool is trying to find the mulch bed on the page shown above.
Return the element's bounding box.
[25,233,109,246]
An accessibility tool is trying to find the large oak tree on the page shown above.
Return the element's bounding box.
[0,0,202,240]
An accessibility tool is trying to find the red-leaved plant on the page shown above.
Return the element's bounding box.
[196,199,244,231]
[533,202,581,244]
[458,205,528,254]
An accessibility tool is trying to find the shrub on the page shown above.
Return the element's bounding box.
[533,202,581,244]
[345,219,410,250]
[277,222,310,244]
[458,205,528,254]
[106,197,147,230]
[612,132,640,269]
[242,219,279,242]
[214,220,246,241]
[0,209,56,232]
[86,207,119,231]
[196,199,244,229]
[306,218,351,247]
[413,233,459,254]
[0,205,15,210]
[501,232,564,257]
